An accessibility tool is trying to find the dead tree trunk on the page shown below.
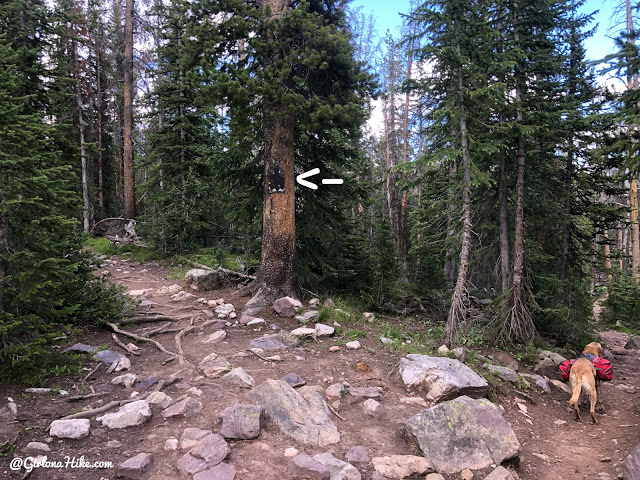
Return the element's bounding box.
[75,38,92,233]
[123,0,135,219]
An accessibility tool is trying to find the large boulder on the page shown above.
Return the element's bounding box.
[625,336,640,350]
[404,395,521,474]
[273,296,303,317]
[246,379,340,447]
[218,404,263,440]
[399,355,489,403]
[624,444,640,480]
[185,269,221,290]
[533,350,567,377]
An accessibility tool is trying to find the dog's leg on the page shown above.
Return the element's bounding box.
[596,379,604,413]
[589,384,598,424]
[569,377,582,422]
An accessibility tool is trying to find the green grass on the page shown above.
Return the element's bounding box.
[84,237,166,262]
[345,329,368,340]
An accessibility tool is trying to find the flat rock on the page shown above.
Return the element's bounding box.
[204,331,227,344]
[176,434,230,476]
[157,284,181,295]
[483,466,517,480]
[404,395,521,474]
[97,400,152,429]
[291,327,316,337]
[288,453,330,480]
[624,444,640,480]
[221,367,255,389]
[49,419,91,439]
[171,291,197,302]
[484,364,518,383]
[399,354,489,403]
[63,343,95,353]
[164,438,179,451]
[117,452,153,479]
[215,303,236,316]
[193,463,236,480]
[345,446,370,463]
[218,404,263,439]
[146,391,174,409]
[617,384,637,394]
[295,310,320,322]
[315,323,335,337]
[181,428,213,450]
[348,386,382,401]
[625,336,640,350]
[249,332,300,351]
[520,373,550,393]
[380,337,394,344]
[326,383,344,398]
[163,397,203,419]
[371,455,432,479]
[313,453,361,480]
[247,318,265,326]
[197,352,232,378]
[23,442,51,454]
[282,372,306,387]
[185,269,220,290]
[136,376,158,390]
[273,296,303,317]
[246,380,340,447]
[111,373,138,388]
[400,397,428,408]
[426,474,445,480]
[94,349,127,365]
[550,379,572,395]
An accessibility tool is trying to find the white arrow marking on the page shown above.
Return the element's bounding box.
[296,168,320,190]
[322,179,344,185]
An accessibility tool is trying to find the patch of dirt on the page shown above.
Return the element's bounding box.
[1,256,639,480]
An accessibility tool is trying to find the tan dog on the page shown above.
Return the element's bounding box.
[569,342,605,424]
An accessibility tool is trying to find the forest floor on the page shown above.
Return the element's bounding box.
[1,255,639,480]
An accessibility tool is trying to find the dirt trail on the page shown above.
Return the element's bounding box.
[1,256,639,480]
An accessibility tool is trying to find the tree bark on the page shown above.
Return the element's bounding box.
[498,118,511,292]
[95,18,104,209]
[123,0,136,219]
[75,37,92,233]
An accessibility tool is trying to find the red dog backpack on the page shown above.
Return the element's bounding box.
[558,356,612,382]
[558,359,574,381]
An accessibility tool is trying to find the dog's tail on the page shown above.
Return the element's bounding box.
[569,378,582,407]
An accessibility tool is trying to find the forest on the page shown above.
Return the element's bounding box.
[2,0,640,380]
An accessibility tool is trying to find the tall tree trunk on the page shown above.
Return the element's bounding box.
[627,0,640,278]
[75,37,92,233]
[498,119,511,292]
[96,19,104,209]
[0,136,6,314]
[123,0,135,219]
[445,31,472,348]
[243,0,297,314]
[559,148,573,281]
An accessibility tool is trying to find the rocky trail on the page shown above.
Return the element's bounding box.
[2,256,640,480]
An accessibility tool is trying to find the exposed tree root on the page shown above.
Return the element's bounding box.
[240,283,296,317]
[107,322,177,358]
[488,287,537,345]
[111,333,140,356]
[119,315,179,325]
[445,285,468,348]
[175,326,197,365]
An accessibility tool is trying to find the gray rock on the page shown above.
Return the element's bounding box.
[363,398,386,418]
[345,446,370,463]
[136,376,158,390]
[185,269,220,290]
[249,332,300,351]
[309,298,320,308]
[625,335,640,350]
[348,386,382,402]
[204,331,227,344]
[111,373,138,388]
[171,291,197,302]
[63,343,96,353]
[323,298,336,308]
[164,438,179,451]
[282,372,306,387]
[221,367,255,389]
[617,384,637,394]
[94,349,127,365]
[326,383,344,398]
[180,428,213,450]
[371,455,432,479]
[533,350,567,376]
[146,391,174,409]
[163,397,203,419]
[239,315,262,325]
[97,400,152,429]
[288,453,330,480]
[291,327,316,337]
[426,474,446,480]
[484,364,519,383]
[215,303,235,316]
[23,442,51,454]
[49,419,91,439]
[550,379,572,395]
[117,452,153,479]
[296,310,320,323]
[346,341,361,350]
[624,444,640,480]
[193,463,236,480]
[520,373,550,393]
[106,440,122,448]
[313,453,361,480]
[218,404,263,439]
[197,352,232,378]
[483,466,516,480]
[273,296,303,317]
[380,337,394,344]
[404,395,521,474]
[315,323,335,337]
[399,354,489,403]
[176,434,230,476]
[246,380,340,447]
[362,312,375,322]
